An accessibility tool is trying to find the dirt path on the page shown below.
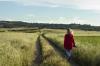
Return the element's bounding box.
[32,36,43,66]
[42,34,78,66]
[42,34,66,58]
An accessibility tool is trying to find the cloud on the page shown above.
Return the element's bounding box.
[0,14,35,22]
[4,0,98,13]
[1,0,100,12]
[0,15,100,26]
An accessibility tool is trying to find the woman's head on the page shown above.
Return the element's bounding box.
[67,28,73,34]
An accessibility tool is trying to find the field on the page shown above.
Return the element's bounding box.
[44,29,100,66]
[0,28,100,66]
[0,32,38,66]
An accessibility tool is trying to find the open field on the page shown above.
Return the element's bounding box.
[0,28,100,66]
[43,29,100,36]
[44,29,100,66]
[0,32,38,66]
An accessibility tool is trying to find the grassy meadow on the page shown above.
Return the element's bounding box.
[0,31,38,66]
[40,36,71,66]
[0,28,100,66]
[44,29,100,66]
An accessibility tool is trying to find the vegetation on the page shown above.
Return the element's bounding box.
[0,32,38,66]
[0,21,100,31]
[45,30,100,66]
[40,37,70,66]
[0,28,100,66]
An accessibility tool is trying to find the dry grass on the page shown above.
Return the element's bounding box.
[0,32,38,66]
[40,37,71,66]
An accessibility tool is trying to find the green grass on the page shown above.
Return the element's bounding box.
[0,32,38,66]
[0,29,100,66]
[43,29,100,36]
[45,30,100,66]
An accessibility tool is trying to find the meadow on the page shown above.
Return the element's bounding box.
[0,31,38,66]
[40,36,71,66]
[44,29,100,66]
[0,28,100,66]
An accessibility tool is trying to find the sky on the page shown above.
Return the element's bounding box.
[0,0,100,26]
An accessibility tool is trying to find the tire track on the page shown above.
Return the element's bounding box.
[42,34,66,58]
[42,34,78,66]
[32,35,43,66]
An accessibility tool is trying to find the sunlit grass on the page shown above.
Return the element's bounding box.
[0,29,100,66]
[0,32,38,66]
[45,31,100,66]
[43,29,100,36]
[40,37,71,66]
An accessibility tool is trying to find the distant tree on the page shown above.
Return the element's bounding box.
[0,21,100,31]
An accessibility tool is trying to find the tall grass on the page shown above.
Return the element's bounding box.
[45,32,100,66]
[40,37,71,66]
[0,32,38,66]
[0,29,100,66]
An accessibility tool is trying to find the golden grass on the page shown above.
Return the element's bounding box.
[40,37,71,66]
[0,32,38,66]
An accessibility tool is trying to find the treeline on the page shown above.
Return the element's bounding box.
[0,21,100,31]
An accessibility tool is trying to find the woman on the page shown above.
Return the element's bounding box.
[64,28,76,61]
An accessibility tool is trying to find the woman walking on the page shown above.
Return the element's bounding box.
[64,28,76,61]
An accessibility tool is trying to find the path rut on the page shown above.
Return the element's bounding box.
[32,36,43,66]
[42,34,78,66]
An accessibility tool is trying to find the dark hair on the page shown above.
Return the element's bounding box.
[67,28,71,34]
[67,28,70,31]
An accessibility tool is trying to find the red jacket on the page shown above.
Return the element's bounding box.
[64,33,75,50]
